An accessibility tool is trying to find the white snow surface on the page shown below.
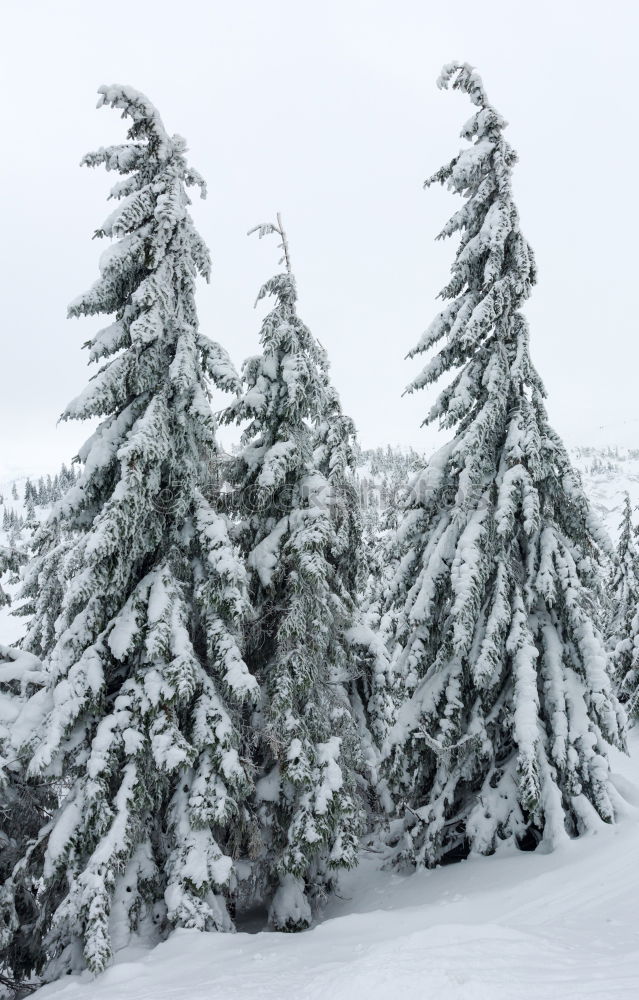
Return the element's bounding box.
[571,447,639,539]
[355,444,639,545]
[31,734,639,1000]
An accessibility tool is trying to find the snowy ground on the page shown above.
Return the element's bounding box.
[32,735,639,1000]
[572,448,639,540]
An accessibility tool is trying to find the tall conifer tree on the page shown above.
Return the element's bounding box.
[0,646,48,986]
[0,545,25,609]
[0,86,256,979]
[382,64,625,868]
[608,494,639,717]
[223,218,362,930]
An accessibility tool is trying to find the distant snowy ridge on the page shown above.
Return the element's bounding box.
[355,444,639,542]
[1,442,637,648]
[570,446,639,539]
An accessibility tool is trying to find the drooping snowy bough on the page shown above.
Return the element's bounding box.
[382,64,626,868]
[222,222,363,930]
[0,86,256,979]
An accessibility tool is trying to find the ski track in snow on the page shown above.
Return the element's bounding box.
[31,736,639,1000]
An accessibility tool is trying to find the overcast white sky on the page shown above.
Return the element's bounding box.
[1,0,638,474]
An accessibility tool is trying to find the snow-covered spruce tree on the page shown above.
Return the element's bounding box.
[0,86,257,979]
[382,63,625,868]
[222,218,362,931]
[353,455,422,765]
[312,385,391,816]
[313,385,363,599]
[0,646,48,987]
[608,494,639,717]
[0,544,26,609]
[349,491,411,819]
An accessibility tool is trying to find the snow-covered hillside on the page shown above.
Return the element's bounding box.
[29,733,639,1000]
[572,447,639,540]
[2,445,638,648]
[0,466,78,646]
[356,444,639,542]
